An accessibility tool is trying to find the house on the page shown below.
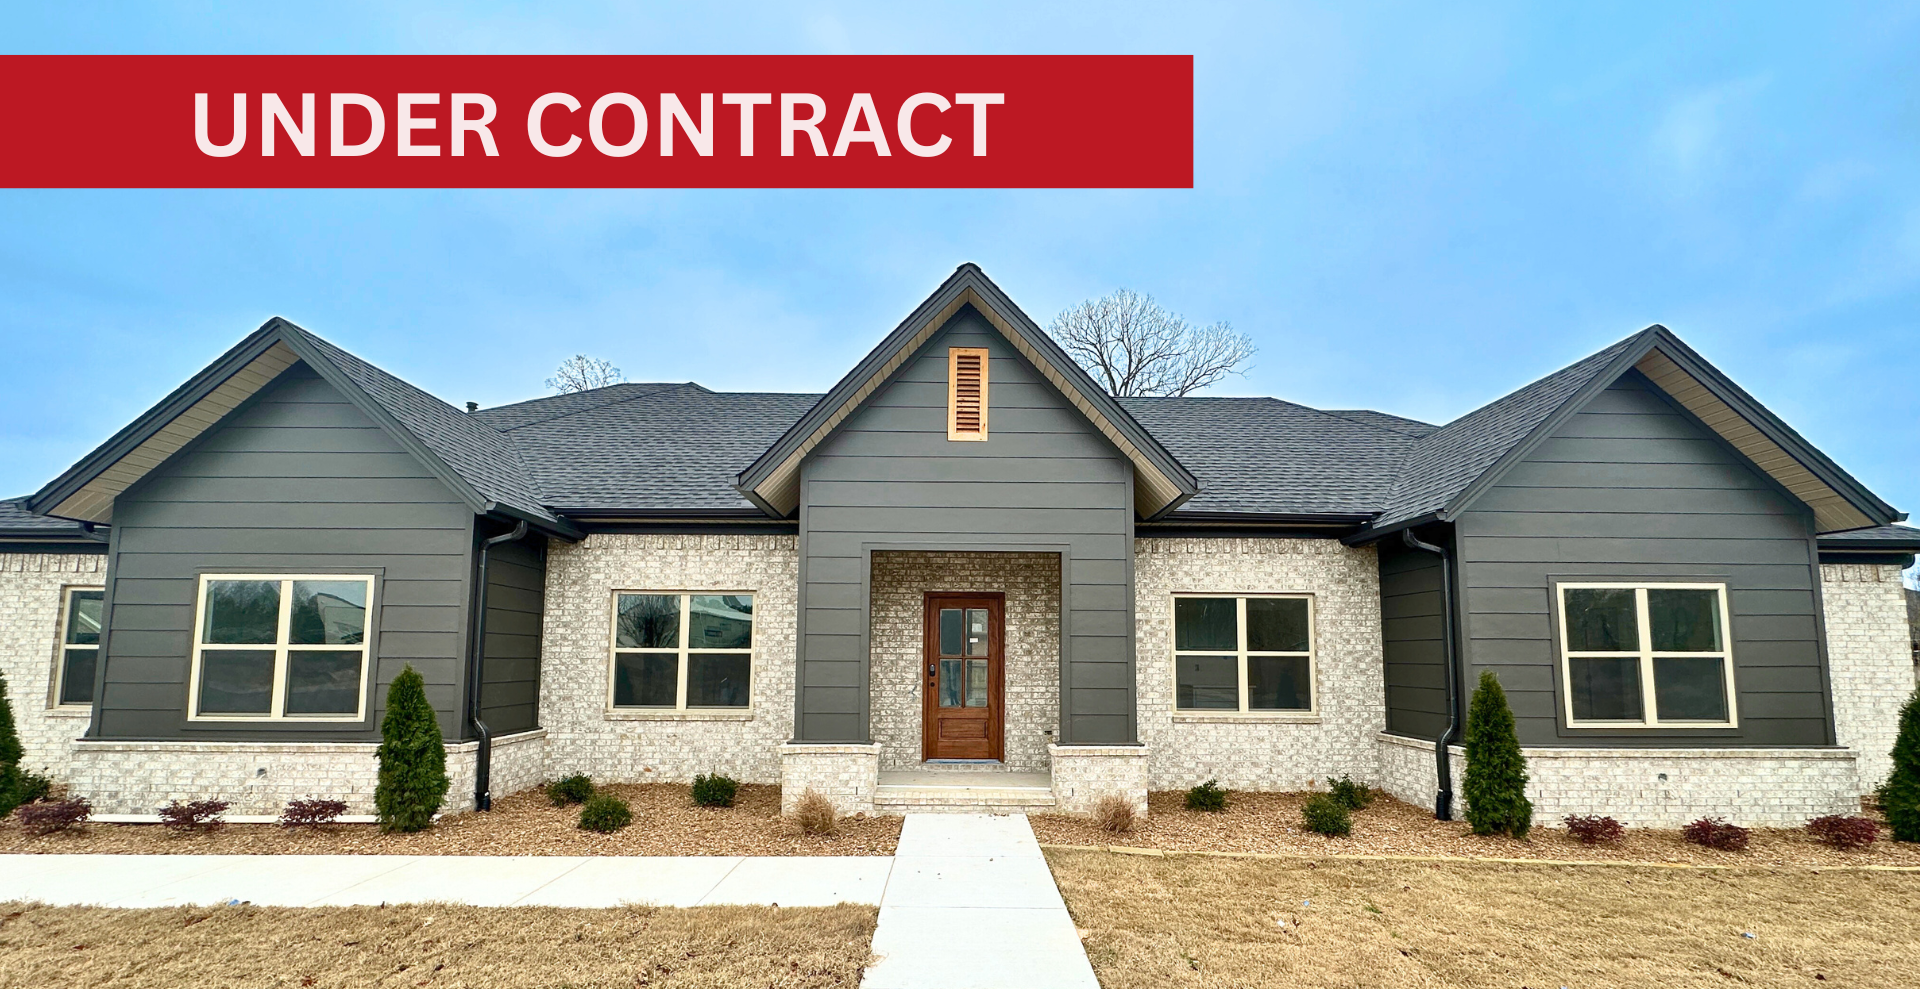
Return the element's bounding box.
[4,264,1916,827]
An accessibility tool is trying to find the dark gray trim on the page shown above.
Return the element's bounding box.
[578,521,801,536]
[1819,551,1917,566]
[734,264,1200,516]
[0,541,110,554]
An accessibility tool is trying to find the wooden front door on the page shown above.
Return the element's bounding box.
[922,593,1004,761]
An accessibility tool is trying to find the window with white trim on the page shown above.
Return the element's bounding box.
[1172,594,1315,713]
[189,575,374,721]
[610,593,753,709]
[1558,582,1737,728]
[54,586,104,708]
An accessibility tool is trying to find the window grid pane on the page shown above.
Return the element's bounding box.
[191,577,372,721]
[1561,585,1733,727]
[1175,596,1314,713]
[611,593,754,710]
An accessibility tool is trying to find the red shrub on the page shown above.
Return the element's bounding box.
[1682,816,1751,852]
[1562,814,1625,845]
[1806,815,1880,850]
[159,799,229,832]
[16,798,91,835]
[279,798,348,828]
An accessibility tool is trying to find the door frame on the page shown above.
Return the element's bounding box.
[920,591,1005,762]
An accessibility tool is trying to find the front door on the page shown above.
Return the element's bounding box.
[922,593,1004,761]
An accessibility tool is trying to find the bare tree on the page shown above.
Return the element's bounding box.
[545,354,625,393]
[1049,289,1256,397]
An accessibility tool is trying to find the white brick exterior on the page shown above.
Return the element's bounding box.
[1049,744,1148,816]
[1133,537,1385,790]
[537,533,799,784]
[779,742,880,816]
[869,550,1060,771]
[1376,733,1861,827]
[1821,562,1916,793]
[0,552,106,780]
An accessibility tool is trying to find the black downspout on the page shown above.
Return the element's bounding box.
[468,519,528,812]
[1402,528,1462,821]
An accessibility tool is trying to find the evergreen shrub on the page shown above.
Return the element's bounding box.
[578,794,633,833]
[374,666,449,833]
[1328,775,1375,811]
[1185,779,1228,812]
[546,774,595,806]
[1302,793,1352,836]
[1463,670,1532,838]
[1884,688,1920,843]
[692,773,740,808]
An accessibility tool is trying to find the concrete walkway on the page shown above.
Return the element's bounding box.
[0,853,892,909]
[862,814,1099,989]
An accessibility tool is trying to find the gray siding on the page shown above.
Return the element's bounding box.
[96,363,475,742]
[797,306,1136,745]
[1454,370,1830,747]
[479,535,544,735]
[1379,535,1450,739]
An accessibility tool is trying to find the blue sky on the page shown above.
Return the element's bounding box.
[4,3,1917,528]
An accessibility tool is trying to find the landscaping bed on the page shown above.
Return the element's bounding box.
[1046,847,1920,989]
[0,900,877,988]
[0,783,900,857]
[1029,790,1920,868]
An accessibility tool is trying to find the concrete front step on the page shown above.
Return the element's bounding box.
[873,784,1057,816]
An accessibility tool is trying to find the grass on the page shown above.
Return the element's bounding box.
[0,901,877,988]
[1046,847,1920,988]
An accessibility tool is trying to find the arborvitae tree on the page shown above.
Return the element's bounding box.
[0,672,23,818]
[1463,669,1533,838]
[374,665,449,833]
[1885,688,1920,843]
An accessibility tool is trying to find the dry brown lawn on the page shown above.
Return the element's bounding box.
[1030,790,1920,868]
[0,900,876,988]
[0,783,900,857]
[1047,847,1920,989]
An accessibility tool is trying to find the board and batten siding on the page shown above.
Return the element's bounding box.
[1378,535,1450,740]
[797,306,1136,745]
[95,362,476,742]
[1453,369,1831,747]
[478,534,544,735]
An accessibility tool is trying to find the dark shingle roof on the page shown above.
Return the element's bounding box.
[470,383,688,430]
[1371,338,1637,528]
[0,497,91,536]
[1319,409,1439,438]
[1117,398,1428,515]
[1817,525,1920,550]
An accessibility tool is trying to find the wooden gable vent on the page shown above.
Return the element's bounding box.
[947,347,989,441]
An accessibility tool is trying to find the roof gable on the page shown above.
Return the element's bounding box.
[1367,326,1902,536]
[734,264,1200,519]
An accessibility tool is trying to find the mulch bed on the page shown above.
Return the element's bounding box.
[1029,790,1920,868]
[0,783,900,857]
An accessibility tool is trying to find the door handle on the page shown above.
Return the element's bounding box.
[928,663,937,678]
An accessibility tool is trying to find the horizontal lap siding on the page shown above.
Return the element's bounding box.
[480,537,545,736]
[797,307,1136,745]
[1456,371,1827,748]
[1379,537,1450,740]
[100,364,473,742]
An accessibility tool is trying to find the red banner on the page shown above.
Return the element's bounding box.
[0,55,1191,188]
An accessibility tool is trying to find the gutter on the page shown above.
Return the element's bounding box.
[468,519,528,812]
[1401,528,1461,821]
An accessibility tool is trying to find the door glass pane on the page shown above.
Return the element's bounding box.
[687,652,750,707]
[198,649,275,714]
[690,595,753,649]
[289,580,368,645]
[1648,589,1721,652]
[613,652,678,706]
[966,609,989,657]
[59,648,96,705]
[1564,588,1638,652]
[1174,598,1237,651]
[1568,655,1643,721]
[616,594,680,648]
[939,658,963,707]
[939,609,963,656]
[65,590,104,645]
[203,580,282,644]
[966,658,989,707]
[284,650,361,715]
[1175,654,1238,710]
[1654,656,1729,722]
[1246,598,1310,652]
[1248,655,1311,710]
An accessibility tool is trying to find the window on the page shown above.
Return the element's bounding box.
[188,574,374,721]
[610,593,753,710]
[54,586,104,708]
[1558,583,1736,728]
[947,346,989,441]
[1172,595,1315,713]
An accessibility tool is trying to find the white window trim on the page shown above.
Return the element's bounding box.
[1556,581,1738,729]
[52,585,105,711]
[1170,593,1318,717]
[186,573,375,723]
[607,591,755,713]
